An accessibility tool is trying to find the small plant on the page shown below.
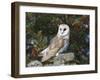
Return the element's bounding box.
[32,30,48,53]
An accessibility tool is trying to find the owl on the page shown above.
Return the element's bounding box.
[40,24,70,62]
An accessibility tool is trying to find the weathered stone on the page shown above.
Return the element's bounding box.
[53,52,75,66]
[63,52,75,62]
[27,60,42,67]
[53,56,65,66]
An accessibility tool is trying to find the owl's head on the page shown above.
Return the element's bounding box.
[57,24,70,38]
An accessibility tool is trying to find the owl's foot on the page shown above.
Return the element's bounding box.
[56,53,59,56]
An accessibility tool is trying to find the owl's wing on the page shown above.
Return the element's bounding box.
[41,36,64,62]
[49,36,64,50]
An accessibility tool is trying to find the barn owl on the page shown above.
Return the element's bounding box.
[40,24,70,62]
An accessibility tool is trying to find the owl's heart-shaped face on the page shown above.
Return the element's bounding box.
[57,24,70,37]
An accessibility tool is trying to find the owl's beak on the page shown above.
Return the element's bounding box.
[61,32,64,34]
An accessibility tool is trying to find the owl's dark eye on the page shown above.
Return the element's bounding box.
[63,28,66,31]
[60,28,62,31]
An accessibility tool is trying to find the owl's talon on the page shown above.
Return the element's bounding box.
[56,53,59,56]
